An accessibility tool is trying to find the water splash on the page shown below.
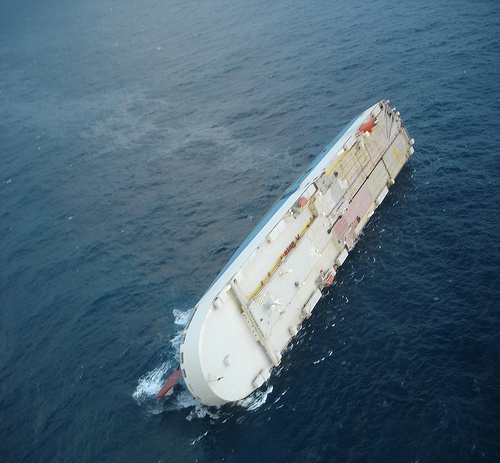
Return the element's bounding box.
[133,359,176,406]
[236,385,273,411]
[173,307,194,326]
[190,431,208,446]
[186,402,221,421]
[133,308,193,412]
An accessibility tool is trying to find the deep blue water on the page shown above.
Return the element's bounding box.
[1,0,499,461]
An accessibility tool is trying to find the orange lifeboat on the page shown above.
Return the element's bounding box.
[359,118,378,133]
[297,197,307,208]
[324,274,334,287]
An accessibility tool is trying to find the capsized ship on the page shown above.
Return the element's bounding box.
[159,100,414,405]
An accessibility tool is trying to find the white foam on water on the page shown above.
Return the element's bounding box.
[173,307,193,326]
[133,308,195,413]
[237,384,273,411]
[166,389,200,410]
[133,359,175,405]
[169,308,194,355]
[186,403,221,421]
[169,330,183,352]
[190,431,208,446]
[162,389,222,420]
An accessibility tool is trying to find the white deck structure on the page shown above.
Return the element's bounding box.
[179,100,414,405]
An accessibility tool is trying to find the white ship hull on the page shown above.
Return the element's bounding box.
[178,100,414,405]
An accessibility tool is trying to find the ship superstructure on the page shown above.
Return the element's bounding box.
[168,100,413,405]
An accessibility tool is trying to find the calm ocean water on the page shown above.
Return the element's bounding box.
[1,0,499,461]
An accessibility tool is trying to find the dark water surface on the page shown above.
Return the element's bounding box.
[1,0,499,462]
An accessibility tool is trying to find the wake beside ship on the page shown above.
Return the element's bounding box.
[158,100,414,405]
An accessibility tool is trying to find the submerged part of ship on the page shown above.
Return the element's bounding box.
[166,100,414,406]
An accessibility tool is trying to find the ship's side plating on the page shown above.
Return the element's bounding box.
[179,100,414,405]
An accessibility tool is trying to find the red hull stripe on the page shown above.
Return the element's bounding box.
[157,369,181,398]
